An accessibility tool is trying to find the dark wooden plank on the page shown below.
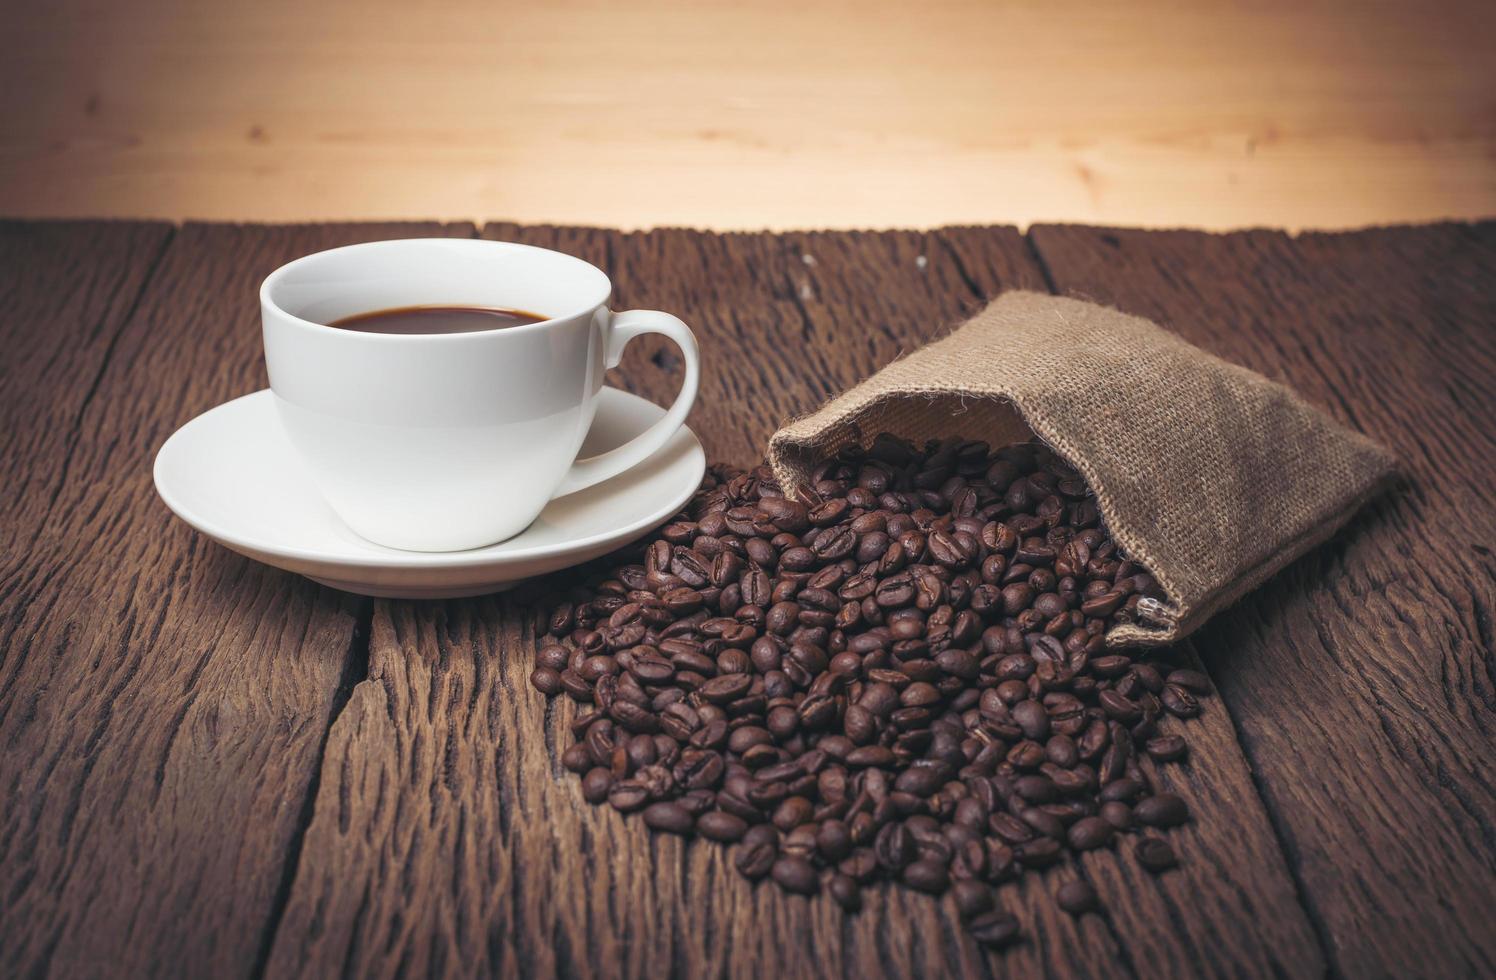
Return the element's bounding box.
[0,221,473,978]
[267,225,1321,977]
[890,229,1326,978]
[0,220,172,558]
[1029,221,1496,979]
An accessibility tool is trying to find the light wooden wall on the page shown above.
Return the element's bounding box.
[1,0,1492,230]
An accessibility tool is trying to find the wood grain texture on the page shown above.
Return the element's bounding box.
[6,219,1487,978]
[0,220,171,556]
[0,221,470,977]
[2,0,1494,231]
[1030,221,1496,978]
[265,226,1322,977]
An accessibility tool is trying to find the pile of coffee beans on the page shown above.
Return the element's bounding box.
[531,436,1208,947]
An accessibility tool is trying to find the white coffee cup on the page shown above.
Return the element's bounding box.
[260,238,700,552]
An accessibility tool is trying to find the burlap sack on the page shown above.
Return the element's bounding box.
[768,292,1395,647]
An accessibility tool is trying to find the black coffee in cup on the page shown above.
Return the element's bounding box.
[328,305,546,335]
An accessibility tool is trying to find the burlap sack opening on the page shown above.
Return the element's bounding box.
[768,292,1396,647]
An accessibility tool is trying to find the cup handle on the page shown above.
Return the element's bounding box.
[553,309,701,498]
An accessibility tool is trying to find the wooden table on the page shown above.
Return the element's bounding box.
[1,220,1492,979]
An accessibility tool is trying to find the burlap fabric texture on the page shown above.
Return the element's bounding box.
[768,292,1396,647]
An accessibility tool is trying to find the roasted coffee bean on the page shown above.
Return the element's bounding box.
[829,873,862,911]
[1099,690,1141,722]
[535,441,1213,949]
[953,879,995,918]
[1067,816,1114,851]
[643,801,695,835]
[1145,734,1188,762]
[581,767,613,804]
[530,667,563,696]
[874,822,916,871]
[902,859,950,894]
[1012,700,1050,741]
[1056,880,1099,915]
[537,644,571,671]
[771,855,820,895]
[697,811,750,842]
[607,781,650,813]
[561,743,594,773]
[1161,684,1201,718]
[1135,793,1190,827]
[735,842,777,880]
[1100,801,1133,830]
[1136,837,1179,873]
[966,910,1021,948]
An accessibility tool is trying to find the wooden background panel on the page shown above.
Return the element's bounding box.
[0,221,468,978]
[1,0,1493,230]
[1029,221,1496,978]
[265,226,1324,978]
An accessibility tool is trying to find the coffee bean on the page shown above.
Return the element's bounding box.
[1056,880,1098,915]
[530,665,563,695]
[1145,734,1188,762]
[608,781,650,813]
[735,842,777,880]
[1097,688,1141,721]
[953,879,995,918]
[697,811,749,842]
[537,644,570,671]
[581,767,613,804]
[874,822,916,871]
[1012,700,1050,740]
[1100,801,1133,830]
[815,872,856,911]
[902,859,950,894]
[771,855,820,895]
[1161,684,1201,718]
[698,673,752,703]
[1067,816,1114,851]
[534,439,1214,949]
[966,910,1021,948]
[643,801,695,835]
[1136,837,1178,873]
[1135,793,1190,827]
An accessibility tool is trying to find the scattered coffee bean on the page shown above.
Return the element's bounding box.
[966,910,1021,948]
[531,439,1213,950]
[903,859,951,894]
[643,801,695,835]
[772,855,820,895]
[1136,837,1179,873]
[1067,816,1114,851]
[581,767,613,804]
[829,873,862,911]
[1145,734,1188,762]
[735,842,777,880]
[1135,793,1190,828]
[1056,879,1099,915]
[953,879,994,918]
[530,666,562,696]
[697,811,749,842]
[608,781,649,813]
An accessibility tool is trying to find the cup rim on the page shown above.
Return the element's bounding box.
[260,238,613,342]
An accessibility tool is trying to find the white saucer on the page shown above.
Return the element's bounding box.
[153,388,705,598]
